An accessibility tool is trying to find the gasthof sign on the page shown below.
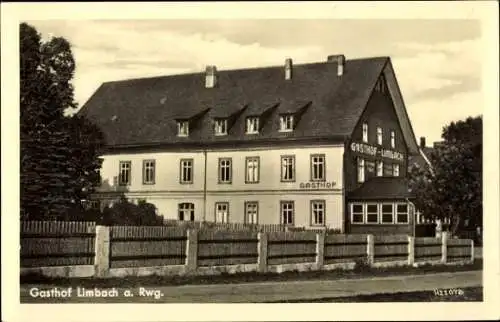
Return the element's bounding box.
[350,142,405,161]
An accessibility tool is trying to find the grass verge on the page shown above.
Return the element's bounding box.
[20,259,482,288]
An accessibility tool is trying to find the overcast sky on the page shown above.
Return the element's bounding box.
[28,19,482,145]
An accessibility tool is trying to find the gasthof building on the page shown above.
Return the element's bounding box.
[79,54,423,235]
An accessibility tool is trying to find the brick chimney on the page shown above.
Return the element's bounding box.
[327,54,345,76]
[420,137,426,148]
[205,65,217,88]
[285,58,293,80]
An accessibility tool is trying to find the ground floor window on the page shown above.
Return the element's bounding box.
[310,200,325,226]
[350,201,410,225]
[351,204,364,223]
[381,204,394,223]
[280,201,294,225]
[245,201,258,224]
[215,202,229,223]
[366,204,379,223]
[396,204,409,223]
[178,202,195,221]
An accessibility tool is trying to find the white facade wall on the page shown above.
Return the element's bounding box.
[96,144,345,230]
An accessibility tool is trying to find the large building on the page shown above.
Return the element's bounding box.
[80,54,425,234]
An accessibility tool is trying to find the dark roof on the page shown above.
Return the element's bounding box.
[347,177,414,200]
[79,57,389,148]
[409,147,434,170]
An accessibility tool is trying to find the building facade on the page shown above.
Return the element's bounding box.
[81,54,421,234]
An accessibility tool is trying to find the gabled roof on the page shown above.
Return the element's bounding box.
[409,147,434,172]
[78,56,417,150]
[348,177,414,200]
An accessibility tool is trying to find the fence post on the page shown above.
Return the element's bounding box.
[257,232,268,273]
[316,231,326,270]
[470,239,475,263]
[408,235,415,266]
[367,234,375,266]
[94,225,110,277]
[441,231,448,264]
[186,229,198,272]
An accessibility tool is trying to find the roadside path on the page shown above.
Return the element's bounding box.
[21,270,482,303]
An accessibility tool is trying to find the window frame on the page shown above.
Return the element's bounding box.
[310,200,326,226]
[351,203,364,224]
[396,203,409,224]
[390,130,395,149]
[178,202,195,221]
[310,154,326,182]
[362,123,368,143]
[376,127,383,145]
[357,157,365,183]
[366,203,379,224]
[215,202,230,223]
[393,163,400,177]
[245,116,260,134]
[177,120,189,137]
[244,201,259,225]
[245,156,260,184]
[280,155,296,182]
[118,161,132,186]
[214,118,228,136]
[381,203,394,224]
[376,160,384,177]
[280,200,295,225]
[142,159,156,185]
[218,157,233,184]
[279,114,295,132]
[179,158,194,184]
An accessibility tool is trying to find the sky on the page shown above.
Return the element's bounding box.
[28,19,482,145]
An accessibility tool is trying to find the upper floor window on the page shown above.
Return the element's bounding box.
[178,202,195,221]
[214,119,228,136]
[357,158,365,183]
[245,156,260,183]
[180,159,193,184]
[311,200,325,226]
[218,158,232,184]
[280,201,294,225]
[390,130,395,149]
[246,117,259,134]
[177,121,189,137]
[311,154,326,181]
[119,161,131,186]
[377,127,383,145]
[279,114,294,132]
[362,123,368,143]
[245,201,259,224]
[393,163,400,177]
[142,160,155,184]
[376,161,383,177]
[281,155,296,182]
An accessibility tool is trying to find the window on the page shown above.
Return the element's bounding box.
[143,160,155,184]
[177,121,189,137]
[377,127,383,145]
[384,162,393,176]
[218,158,232,183]
[178,203,195,221]
[396,204,409,223]
[245,201,258,224]
[390,130,395,149]
[246,117,259,134]
[180,159,193,184]
[351,204,364,224]
[245,156,260,183]
[393,163,400,177]
[281,155,295,182]
[119,161,131,185]
[215,202,229,223]
[366,204,379,223]
[357,158,365,183]
[376,161,383,177]
[279,114,294,132]
[311,154,326,181]
[280,201,294,225]
[311,200,325,226]
[381,204,394,223]
[362,123,368,143]
[214,119,228,135]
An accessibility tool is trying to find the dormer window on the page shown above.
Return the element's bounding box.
[279,114,294,132]
[177,121,189,137]
[362,123,368,143]
[246,117,260,134]
[214,119,228,136]
[377,127,383,145]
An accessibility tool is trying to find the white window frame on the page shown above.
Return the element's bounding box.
[376,160,383,177]
[177,121,189,137]
[393,163,400,177]
[142,160,155,185]
[357,158,365,183]
[180,159,193,184]
[218,158,232,184]
[381,203,394,224]
[311,154,326,181]
[246,117,260,134]
[311,200,326,226]
[281,155,296,182]
[119,161,131,186]
[396,203,409,224]
[351,203,364,224]
[390,130,395,149]
[244,201,259,224]
[362,123,368,143]
[215,202,229,223]
[366,203,379,224]
[214,119,228,136]
[377,127,383,145]
[245,156,260,184]
[178,202,195,221]
[280,201,294,225]
[279,114,294,132]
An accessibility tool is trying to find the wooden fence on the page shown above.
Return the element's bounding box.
[447,238,472,262]
[267,232,317,265]
[197,230,259,266]
[414,237,442,262]
[163,220,286,232]
[374,235,409,262]
[324,234,368,264]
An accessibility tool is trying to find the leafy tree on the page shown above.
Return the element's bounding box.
[101,197,164,226]
[20,22,105,220]
[409,116,482,236]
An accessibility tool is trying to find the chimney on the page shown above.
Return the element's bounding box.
[327,54,345,76]
[205,65,217,88]
[284,58,293,80]
[420,137,426,148]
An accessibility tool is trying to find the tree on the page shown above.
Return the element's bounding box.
[408,116,482,236]
[20,22,105,220]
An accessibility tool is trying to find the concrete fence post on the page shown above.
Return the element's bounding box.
[441,231,448,264]
[367,234,375,266]
[257,232,268,273]
[408,236,415,266]
[470,239,475,263]
[316,231,326,270]
[186,229,198,272]
[94,225,110,277]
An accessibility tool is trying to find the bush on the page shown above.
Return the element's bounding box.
[101,197,164,226]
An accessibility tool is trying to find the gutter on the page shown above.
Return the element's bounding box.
[203,149,207,222]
